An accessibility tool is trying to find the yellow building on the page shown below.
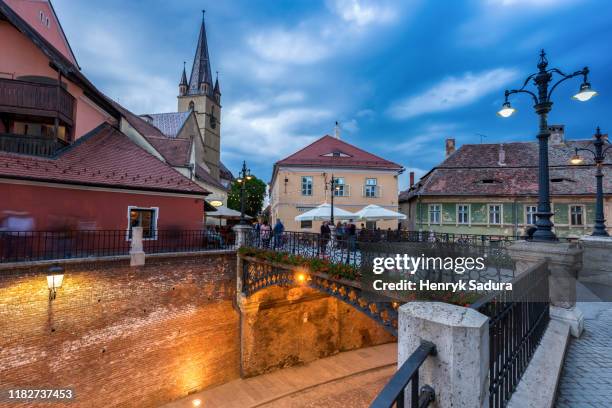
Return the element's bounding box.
[270,135,404,232]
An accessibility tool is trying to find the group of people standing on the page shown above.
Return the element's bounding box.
[252,219,285,248]
[319,219,357,255]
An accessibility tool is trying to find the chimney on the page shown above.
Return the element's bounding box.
[445,138,456,157]
[549,125,565,145]
[498,144,506,166]
[334,121,340,139]
[409,171,415,187]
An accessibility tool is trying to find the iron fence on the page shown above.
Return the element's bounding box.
[470,260,550,408]
[0,229,236,263]
[370,341,437,408]
[244,229,517,269]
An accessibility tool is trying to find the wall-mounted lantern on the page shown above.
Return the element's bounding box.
[47,265,64,301]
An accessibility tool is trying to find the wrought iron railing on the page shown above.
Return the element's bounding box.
[245,229,517,269]
[0,229,236,263]
[470,260,550,408]
[370,341,437,408]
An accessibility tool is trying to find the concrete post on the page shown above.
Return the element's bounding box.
[398,301,489,408]
[508,240,583,337]
[579,236,612,285]
[129,227,145,266]
[233,224,252,248]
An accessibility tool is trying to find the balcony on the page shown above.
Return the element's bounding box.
[0,78,75,126]
[0,133,65,157]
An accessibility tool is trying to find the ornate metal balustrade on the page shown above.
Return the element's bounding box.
[470,260,550,408]
[241,256,402,336]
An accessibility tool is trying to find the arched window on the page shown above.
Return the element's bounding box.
[188,101,195,111]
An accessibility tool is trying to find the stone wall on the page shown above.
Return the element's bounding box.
[0,252,240,408]
[240,285,396,377]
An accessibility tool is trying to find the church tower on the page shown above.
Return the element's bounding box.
[178,11,221,180]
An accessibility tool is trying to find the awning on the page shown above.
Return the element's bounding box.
[294,203,356,221]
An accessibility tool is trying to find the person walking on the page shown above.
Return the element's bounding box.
[273,219,284,249]
[320,221,331,256]
[347,219,357,263]
[260,220,272,248]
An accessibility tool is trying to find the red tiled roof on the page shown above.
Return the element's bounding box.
[111,102,193,167]
[0,124,209,195]
[145,135,192,167]
[400,139,612,201]
[195,164,225,190]
[276,135,403,170]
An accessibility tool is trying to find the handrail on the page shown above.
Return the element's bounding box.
[370,341,437,408]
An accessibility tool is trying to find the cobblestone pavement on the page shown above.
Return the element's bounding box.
[555,303,612,408]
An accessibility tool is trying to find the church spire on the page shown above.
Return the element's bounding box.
[180,61,188,86]
[187,10,213,96]
[179,61,188,96]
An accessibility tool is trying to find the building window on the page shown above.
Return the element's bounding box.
[300,220,312,229]
[457,204,470,224]
[128,207,157,239]
[188,101,195,111]
[489,204,501,225]
[364,178,378,197]
[570,205,584,226]
[301,176,313,196]
[429,204,441,225]
[526,205,537,225]
[333,177,346,197]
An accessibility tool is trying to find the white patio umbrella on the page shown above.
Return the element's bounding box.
[294,203,356,221]
[354,204,407,221]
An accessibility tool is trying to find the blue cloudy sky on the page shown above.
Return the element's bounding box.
[52,0,612,189]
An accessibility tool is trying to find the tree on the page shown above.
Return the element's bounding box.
[227,175,267,218]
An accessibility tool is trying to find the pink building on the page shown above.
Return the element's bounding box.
[0,0,211,234]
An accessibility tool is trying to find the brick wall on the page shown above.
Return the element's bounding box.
[240,285,396,377]
[0,252,240,408]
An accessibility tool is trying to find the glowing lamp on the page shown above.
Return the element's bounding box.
[296,273,307,283]
[497,102,516,118]
[572,82,597,102]
[570,154,584,165]
[192,399,202,407]
[209,200,223,207]
[47,265,64,301]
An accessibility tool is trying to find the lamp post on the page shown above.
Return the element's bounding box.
[236,160,252,225]
[570,127,610,236]
[327,174,341,224]
[498,49,597,241]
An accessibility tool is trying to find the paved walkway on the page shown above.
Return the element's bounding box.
[555,281,612,408]
[162,343,397,408]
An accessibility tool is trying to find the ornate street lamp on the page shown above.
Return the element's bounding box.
[327,174,341,224]
[498,49,597,241]
[236,160,253,225]
[570,127,610,236]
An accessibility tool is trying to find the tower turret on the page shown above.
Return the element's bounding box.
[213,71,221,104]
[178,61,188,96]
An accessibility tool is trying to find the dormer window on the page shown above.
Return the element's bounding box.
[322,150,351,158]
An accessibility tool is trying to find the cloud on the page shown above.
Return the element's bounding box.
[51,3,177,114]
[222,100,333,162]
[342,118,360,133]
[387,68,518,119]
[272,91,306,104]
[485,0,578,6]
[328,0,397,27]
[248,28,332,65]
